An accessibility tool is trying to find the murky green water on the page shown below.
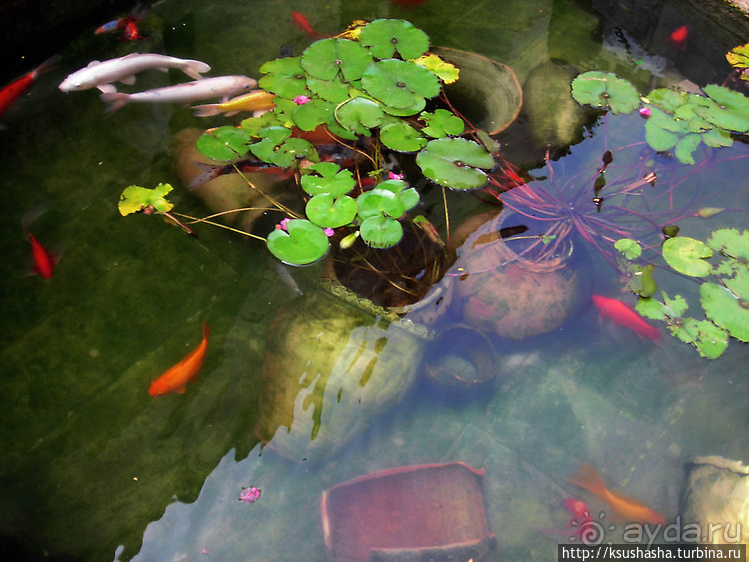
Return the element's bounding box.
[1,0,748,560]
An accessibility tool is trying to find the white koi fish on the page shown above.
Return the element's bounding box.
[99,75,257,113]
[59,53,211,93]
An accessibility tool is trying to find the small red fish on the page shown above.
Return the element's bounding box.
[291,11,323,38]
[0,56,58,118]
[592,295,661,341]
[667,26,689,50]
[541,498,593,540]
[27,232,57,279]
[123,21,146,41]
[95,3,150,35]
[568,463,665,525]
[149,322,211,396]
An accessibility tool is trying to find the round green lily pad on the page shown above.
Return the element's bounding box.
[380,97,426,117]
[359,19,430,60]
[266,219,329,265]
[380,121,427,152]
[416,138,495,190]
[570,71,640,114]
[701,271,749,342]
[305,76,351,104]
[292,99,333,132]
[374,179,419,211]
[357,188,405,219]
[335,97,385,135]
[258,56,309,99]
[197,126,253,161]
[119,183,174,216]
[300,162,355,197]
[301,38,374,82]
[420,108,465,138]
[662,236,713,277]
[359,215,404,248]
[361,59,440,109]
[306,193,357,228]
[614,238,641,260]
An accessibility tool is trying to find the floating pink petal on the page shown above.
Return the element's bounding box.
[293,95,311,105]
[388,171,404,181]
[239,486,261,503]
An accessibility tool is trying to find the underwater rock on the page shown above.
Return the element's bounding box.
[451,211,587,340]
[253,280,432,463]
[680,456,749,545]
[522,59,595,154]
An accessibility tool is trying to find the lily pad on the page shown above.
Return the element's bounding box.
[701,270,749,342]
[420,108,465,138]
[249,127,315,167]
[300,162,355,197]
[615,238,642,259]
[357,188,405,219]
[380,97,426,117]
[240,112,284,137]
[196,126,253,161]
[373,179,419,211]
[258,56,309,99]
[335,97,385,135]
[380,121,427,152]
[727,43,749,71]
[361,59,440,109]
[306,193,357,228]
[412,54,459,84]
[359,19,429,60]
[707,228,749,276]
[662,236,713,277]
[359,215,404,249]
[305,76,351,104]
[416,138,495,190]
[699,85,749,133]
[119,183,174,216]
[570,71,640,114]
[266,219,329,265]
[293,98,333,132]
[301,38,373,82]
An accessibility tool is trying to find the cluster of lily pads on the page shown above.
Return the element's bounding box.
[190,18,496,265]
[616,229,749,359]
[571,70,749,165]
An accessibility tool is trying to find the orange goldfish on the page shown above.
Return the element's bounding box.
[592,295,661,341]
[28,232,57,279]
[667,26,689,50]
[568,463,665,525]
[149,322,211,396]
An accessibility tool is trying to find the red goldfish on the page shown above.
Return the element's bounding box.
[123,21,146,42]
[667,26,689,50]
[592,295,661,341]
[0,56,58,118]
[291,11,323,38]
[541,498,593,541]
[568,463,665,525]
[149,322,211,396]
[27,233,57,279]
[95,3,150,35]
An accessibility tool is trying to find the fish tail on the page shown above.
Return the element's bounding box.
[183,61,211,80]
[568,463,609,500]
[202,321,211,339]
[99,92,130,114]
[191,103,221,117]
[186,162,221,191]
[32,55,61,79]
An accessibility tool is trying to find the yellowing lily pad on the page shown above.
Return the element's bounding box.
[413,54,459,84]
[119,183,174,216]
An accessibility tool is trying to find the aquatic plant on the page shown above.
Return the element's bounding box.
[616,229,749,359]
[727,43,749,81]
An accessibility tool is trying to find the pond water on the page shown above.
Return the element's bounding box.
[1,0,748,561]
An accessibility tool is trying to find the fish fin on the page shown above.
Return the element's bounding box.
[183,61,211,80]
[186,162,221,191]
[567,463,608,498]
[87,60,101,67]
[191,104,221,117]
[97,83,117,94]
[202,322,212,338]
[176,386,187,394]
[99,92,130,114]
[31,55,60,79]
[119,75,136,85]
[253,109,271,118]
[223,110,240,117]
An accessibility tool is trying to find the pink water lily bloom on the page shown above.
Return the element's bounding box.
[293,95,311,105]
[388,171,404,181]
[239,486,261,503]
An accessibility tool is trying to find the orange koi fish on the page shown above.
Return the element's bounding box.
[667,26,689,50]
[0,56,58,118]
[27,232,57,279]
[568,463,665,525]
[592,295,661,341]
[149,322,211,396]
[291,11,323,38]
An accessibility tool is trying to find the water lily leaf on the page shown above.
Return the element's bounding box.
[374,179,419,211]
[416,138,495,190]
[119,183,173,215]
[727,43,749,70]
[380,121,427,152]
[293,98,333,131]
[700,85,749,132]
[357,188,405,219]
[615,238,641,259]
[674,317,729,359]
[380,97,426,117]
[335,97,385,135]
[701,128,734,148]
[636,293,688,321]
[361,59,440,109]
[301,38,374,82]
[359,215,404,249]
[413,54,459,84]
[249,127,315,167]
[359,19,430,60]
[701,271,749,342]
[570,71,640,114]
[300,162,355,197]
[662,236,713,276]
[266,219,329,265]
[638,264,658,298]
[674,133,702,165]
[258,56,309,99]
[707,228,749,276]
[240,111,285,137]
[305,76,351,103]
[196,126,253,161]
[420,108,465,138]
[645,88,690,113]
[306,193,357,228]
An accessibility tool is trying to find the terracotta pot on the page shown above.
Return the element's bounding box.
[253,280,432,462]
